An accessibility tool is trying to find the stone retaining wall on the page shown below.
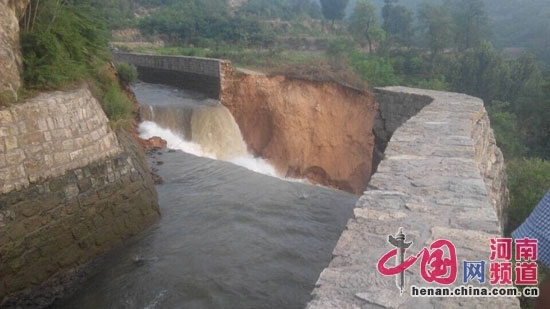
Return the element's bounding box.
[307,87,517,308]
[0,87,121,194]
[0,87,160,306]
[371,89,433,173]
[113,52,230,98]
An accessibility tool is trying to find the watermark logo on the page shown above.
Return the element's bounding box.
[487,237,538,286]
[377,228,457,294]
[376,228,539,297]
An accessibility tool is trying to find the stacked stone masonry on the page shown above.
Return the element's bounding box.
[113,52,230,98]
[0,87,121,194]
[0,86,159,306]
[113,52,224,78]
[307,87,518,308]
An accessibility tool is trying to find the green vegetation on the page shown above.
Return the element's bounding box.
[20,1,109,89]
[348,0,383,52]
[19,0,136,124]
[102,84,134,122]
[320,0,349,23]
[116,62,138,84]
[506,159,550,234]
[381,0,413,46]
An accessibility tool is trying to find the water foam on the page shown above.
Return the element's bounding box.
[139,121,213,159]
[138,121,280,177]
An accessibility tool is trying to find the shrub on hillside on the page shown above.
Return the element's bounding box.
[116,62,138,84]
[102,84,133,122]
[505,158,550,235]
[20,3,108,89]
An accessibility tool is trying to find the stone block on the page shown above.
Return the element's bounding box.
[93,226,116,247]
[7,124,18,136]
[53,152,70,165]
[24,259,51,284]
[4,135,18,151]
[55,244,81,268]
[5,272,29,294]
[78,191,99,207]
[56,229,77,250]
[77,236,93,250]
[76,178,92,192]
[14,104,42,120]
[16,201,40,218]
[50,128,67,139]
[70,222,90,241]
[0,110,13,124]
[0,126,9,137]
[16,121,28,134]
[97,186,115,199]
[19,132,44,146]
[6,249,28,272]
[61,139,74,151]
[92,215,107,229]
[64,183,80,200]
[69,149,83,161]
[0,239,26,262]
[23,120,43,133]
[1,182,15,194]
[5,149,25,166]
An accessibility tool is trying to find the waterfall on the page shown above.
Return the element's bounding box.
[141,104,194,140]
[136,88,278,177]
[190,104,247,161]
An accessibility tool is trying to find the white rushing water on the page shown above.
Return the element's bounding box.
[138,120,279,177]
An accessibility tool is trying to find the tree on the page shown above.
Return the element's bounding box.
[506,52,543,104]
[348,0,383,52]
[449,40,509,105]
[381,0,413,45]
[417,3,453,60]
[349,51,400,86]
[486,101,526,159]
[506,54,548,158]
[319,0,348,23]
[20,0,109,89]
[444,0,490,50]
[505,159,550,232]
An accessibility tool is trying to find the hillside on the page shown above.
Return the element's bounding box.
[363,0,550,65]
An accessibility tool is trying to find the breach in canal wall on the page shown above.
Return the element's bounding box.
[110,53,515,307]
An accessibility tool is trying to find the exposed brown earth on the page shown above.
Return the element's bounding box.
[223,73,378,194]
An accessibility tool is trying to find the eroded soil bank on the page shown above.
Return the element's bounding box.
[222,73,378,194]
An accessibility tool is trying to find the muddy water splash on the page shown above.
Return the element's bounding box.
[190,104,247,160]
[135,82,277,176]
